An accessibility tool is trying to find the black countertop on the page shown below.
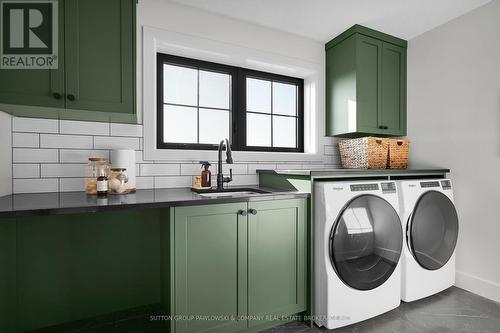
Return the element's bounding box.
[0,187,309,218]
[256,168,450,177]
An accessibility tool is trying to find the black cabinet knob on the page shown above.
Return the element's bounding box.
[378,125,389,130]
[52,92,61,100]
[248,209,257,215]
[67,94,75,101]
[238,210,247,216]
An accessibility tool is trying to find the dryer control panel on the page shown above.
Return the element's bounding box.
[381,182,397,194]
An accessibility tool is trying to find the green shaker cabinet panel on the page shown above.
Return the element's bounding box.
[65,0,135,114]
[356,35,382,133]
[0,0,136,122]
[325,25,407,137]
[171,199,307,333]
[247,199,307,329]
[381,42,407,134]
[0,0,65,109]
[172,203,248,333]
[0,219,17,333]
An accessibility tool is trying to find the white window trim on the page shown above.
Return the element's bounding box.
[142,26,326,162]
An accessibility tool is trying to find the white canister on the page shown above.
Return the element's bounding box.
[111,150,136,190]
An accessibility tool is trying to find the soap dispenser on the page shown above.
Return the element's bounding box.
[199,161,212,188]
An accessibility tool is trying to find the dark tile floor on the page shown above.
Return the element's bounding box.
[263,287,500,333]
[27,287,500,332]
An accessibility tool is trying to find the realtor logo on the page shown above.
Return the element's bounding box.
[1,0,58,69]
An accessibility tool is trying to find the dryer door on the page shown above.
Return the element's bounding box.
[408,190,459,270]
[329,194,403,291]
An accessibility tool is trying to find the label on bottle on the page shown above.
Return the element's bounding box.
[97,180,108,192]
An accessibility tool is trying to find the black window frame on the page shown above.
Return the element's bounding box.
[157,53,304,153]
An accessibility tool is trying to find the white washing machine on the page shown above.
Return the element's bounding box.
[397,179,459,302]
[314,181,403,330]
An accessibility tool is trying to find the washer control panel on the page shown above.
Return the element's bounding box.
[381,182,397,194]
[350,183,379,192]
[441,180,452,190]
[420,181,440,188]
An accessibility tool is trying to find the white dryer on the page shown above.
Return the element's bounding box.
[315,181,403,330]
[397,179,459,302]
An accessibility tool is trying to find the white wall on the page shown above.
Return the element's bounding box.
[408,0,500,302]
[0,111,12,196]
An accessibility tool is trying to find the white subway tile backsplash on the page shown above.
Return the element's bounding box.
[94,136,140,150]
[59,178,85,192]
[324,144,338,156]
[111,123,143,137]
[140,163,179,176]
[135,150,153,164]
[136,176,154,189]
[155,176,192,188]
[13,132,39,148]
[13,164,40,178]
[13,117,58,133]
[223,163,247,175]
[14,178,58,193]
[59,149,109,163]
[229,174,258,186]
[60,120,109,136]
[41,164,86,178]
[8,116,339,193]
[13,148,58,163]
[247,163,276,174]
[41,134,93,149]
[180,163,214,176]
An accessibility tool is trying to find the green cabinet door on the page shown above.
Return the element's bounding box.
[0,0,65,108]
[356,35,382,134]
[172,203,248,333]
[64,0,135,114]
[381,42,407,136]
[0,218,17,333]
[247,199,307,329]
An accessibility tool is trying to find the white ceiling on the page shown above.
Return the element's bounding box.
[170,0,491,42]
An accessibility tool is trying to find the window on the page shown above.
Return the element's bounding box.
[157,53,303,152]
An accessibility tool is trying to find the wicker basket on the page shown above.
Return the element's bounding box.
[338,137,389,169]
[387,138,410,169]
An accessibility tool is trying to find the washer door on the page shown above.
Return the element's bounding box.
[408,191,459,270]
[329,195,403,291]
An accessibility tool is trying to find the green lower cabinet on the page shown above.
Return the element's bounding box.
[0,219,17,333]
[172,203,248,333]
[171,199,307,333]
[247,199,307,330]
[16,209,161,332]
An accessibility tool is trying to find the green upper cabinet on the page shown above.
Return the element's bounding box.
[64,0,135,115]
[325,25,407,137]
[0,0,136,123]
[0,0,65,109]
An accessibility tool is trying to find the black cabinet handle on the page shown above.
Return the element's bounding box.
[67,94,75,101]
[52,92,61,100]
[238,210,247,216]
[378,125,388,129]
[248,209,257,215]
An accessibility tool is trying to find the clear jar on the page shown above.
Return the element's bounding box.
[85,157,109,195]
[108,168,129,194]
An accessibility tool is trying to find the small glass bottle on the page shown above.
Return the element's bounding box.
[96,168,108,196]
